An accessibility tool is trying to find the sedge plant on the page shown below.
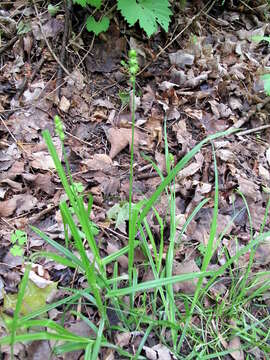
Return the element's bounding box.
[2,48,270,358]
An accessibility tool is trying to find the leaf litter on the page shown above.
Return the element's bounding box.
[0,0,270,358]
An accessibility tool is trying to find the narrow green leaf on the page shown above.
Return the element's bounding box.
[106,271,213,298]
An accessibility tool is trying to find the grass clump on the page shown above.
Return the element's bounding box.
[1,50,270,359]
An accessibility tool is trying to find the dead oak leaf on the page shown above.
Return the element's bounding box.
[22,173,55,195]
[30,137,62,171]
[0,194,37,217]
[107,127,145,159]
[0,197,17,217]
[0,160,24,181]
[172,259,201,294]
[145,114,163,148]
[143,344,176,360]
[236,175,261,201]
[83,154,112,171]
[177,162,201,181]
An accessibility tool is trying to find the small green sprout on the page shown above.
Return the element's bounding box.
[128,49,139,82]
[48,4,60,16]
[10,230,27,257]
[71,182,84,196]
[54,115,65,141]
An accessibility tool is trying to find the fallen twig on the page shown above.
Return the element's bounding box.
[56,0,72,100]
[0,35,19,55]
[236,124,270,137]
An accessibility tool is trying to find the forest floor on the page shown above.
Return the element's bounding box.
[0,0,270,359]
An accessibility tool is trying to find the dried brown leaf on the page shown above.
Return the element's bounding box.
[172,260,200,294]
[107,127,145,159]
[83,154,112,171]
[59,96,70,112]
[227,336,244,360]
[143,344,176,360]
[0,196,17,217]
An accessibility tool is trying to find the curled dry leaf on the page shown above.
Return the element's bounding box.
[169,51,194,68]
[177,162,201,181]
[236,175,261,201]
[0,194,37,217]
[184,72,209,88]
[83,153,112,171]
[145,115,163,148]
[116,332,131,347]
[31,137,62,171]
[143,344,176,360]
[107,243,128,269]
[216,149,235,162]
[227,335,244,360]
[92,98,114,109]
[59,96,70,112]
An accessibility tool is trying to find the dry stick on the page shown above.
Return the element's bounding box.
[33,1,70,76]
[0,35,18,55]
[56,0,72,100]
[29,204,58,223]
[0,114,29,154]
[0,114,18,144]
[236,124,270,137]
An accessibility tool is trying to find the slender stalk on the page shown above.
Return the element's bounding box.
[128,80,136,288]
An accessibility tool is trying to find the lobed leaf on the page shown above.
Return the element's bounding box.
[117,0,172,37]
[86,16,110,35]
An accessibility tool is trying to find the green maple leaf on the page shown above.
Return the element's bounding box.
[73,0,102,9]
[117,0,172,37]
[86,16,110,35]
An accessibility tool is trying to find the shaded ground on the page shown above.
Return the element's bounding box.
[0,0,270,359]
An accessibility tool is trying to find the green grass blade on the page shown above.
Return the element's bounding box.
[260,197,270,234]
[60,202,106,318]
[18,292,81,324]
[0,332,92,345]
[203,230,270,296]
[178,143,219,350]
[91,318,105,360]
[42,130,76,208]
[177,198,210,243]
[136,128,236,231]
[31,251,77,269]
[30,225,83,269]
[84,343,93,359]
[10,264,30,358]
[128,80,136,287]
[106,271,213,298]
